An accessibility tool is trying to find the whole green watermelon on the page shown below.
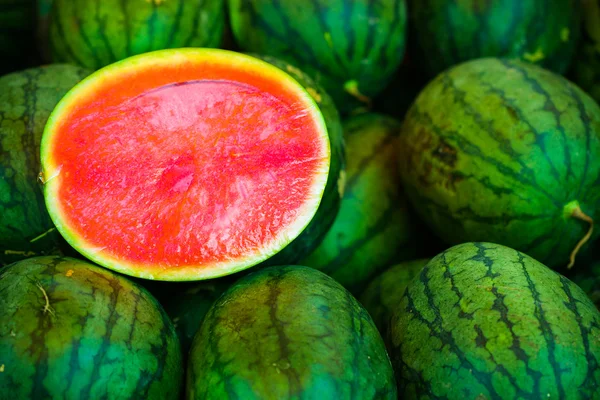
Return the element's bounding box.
[301,113,419,294]
[390,242,600,399]
[228,0,407,113]
[186,265,396,399]
[0,0,36,74]
[0,64,91,266]
[399,58,600,270]
[409,0,581,77]
[571,0,600,104]
[0,256,183,399]
[49,0,225,70]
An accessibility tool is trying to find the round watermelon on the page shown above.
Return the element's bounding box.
[0,255,183,399]
[399,58,600,270]
[390,242,600,399]
[49,0,226,70]
[408,0,581,77]
[187,265,396,399]
[228,0,407,113]
[40,48,338,281]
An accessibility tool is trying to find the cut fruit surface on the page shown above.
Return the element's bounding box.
[40,48,330,281]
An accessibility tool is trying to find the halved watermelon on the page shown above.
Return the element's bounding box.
[40,48,331,281]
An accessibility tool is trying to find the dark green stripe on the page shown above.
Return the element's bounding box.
[558,275,599,393]
[565,84,593,200]
[404,271,502,400]
[517,252,565,398]
[51,4,87,67]
[146,0,159,52]
[119,0,132,56]
[79,272,123,399]
[183,0,206,47]
[413,105,562,208]
[266,272,301,397]
[94,0,116,64]
[165,0,185,48]
[308,0,348,72]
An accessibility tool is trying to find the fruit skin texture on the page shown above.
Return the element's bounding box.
[0,256,183,399]
[571,0,600,104]
[301,113,417,293]
[49,0,225,70]
[398,58,600,270]
[228,0,407,112]
[409,0,581,77]
[390,242,600,399]
[186,265,396,399]
[359,258,428,338]
[255,55,345,267]
[0,64,91,266]
[571,260,600,309]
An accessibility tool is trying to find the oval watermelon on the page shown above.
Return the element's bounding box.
[186,265,396,399]
[399,58,600,270]
[390,242,600,399]
[228,0,407,113]
[409,0,581,77]
[40,48,335,281]
[0,255,183,399]
[49,0,226,70]
[0,64,91,266]
[301,113,419,293]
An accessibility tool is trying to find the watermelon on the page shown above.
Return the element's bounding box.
[0,0,36,74]
[408,0,581,77]
[186,265,396,399]
[163,278,233,356]
[571,0,600,104]
[40,48,338,281]
[48,0,226,70]
[390,242,600,399]
[398,58,600,270]
[228,0,407,113]
[301,113,419,293]
[0,64,91,266]
[359,259,429,337]
[0,255,183,399]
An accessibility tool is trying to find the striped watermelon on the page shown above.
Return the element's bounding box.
[0,64,91,266]
[187,265,397,399]
[49,0,226,70]
[228,0,407,113]
[0,256,183,398]
[399,58,600,270]
[571,0,600,104]
[300,113,419,293]
[391,242,600,399]
[409,0,582,77]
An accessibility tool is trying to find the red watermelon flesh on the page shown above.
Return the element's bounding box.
[40,49,330,281]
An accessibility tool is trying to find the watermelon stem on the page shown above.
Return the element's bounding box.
[343,80,372,106]
[568,205,594,269]
[36,282,55,315]
[30,228,57,243]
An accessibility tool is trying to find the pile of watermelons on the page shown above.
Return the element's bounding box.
[2,0,600,399]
